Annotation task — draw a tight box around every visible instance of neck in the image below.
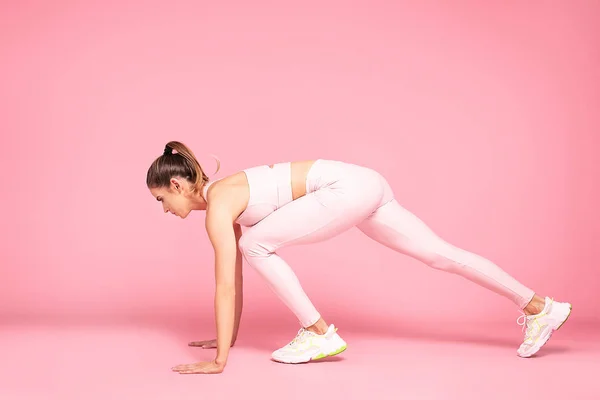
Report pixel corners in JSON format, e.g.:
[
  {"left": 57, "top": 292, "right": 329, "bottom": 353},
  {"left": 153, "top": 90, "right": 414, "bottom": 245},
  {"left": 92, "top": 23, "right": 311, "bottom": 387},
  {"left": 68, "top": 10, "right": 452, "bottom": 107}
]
[{"left": 189, "top": 190, "right": 208, "bottom": 211}]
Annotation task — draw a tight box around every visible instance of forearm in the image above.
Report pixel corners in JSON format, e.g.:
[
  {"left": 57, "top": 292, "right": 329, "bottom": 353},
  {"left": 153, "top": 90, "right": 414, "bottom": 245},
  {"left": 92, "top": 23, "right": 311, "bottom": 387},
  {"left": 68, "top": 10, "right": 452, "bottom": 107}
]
[
  {"left": 231, "top": 252, "right": 243, "bottom": 344},
  {"left": 215, "top": 285, "right": 236, "bottom": 364}
]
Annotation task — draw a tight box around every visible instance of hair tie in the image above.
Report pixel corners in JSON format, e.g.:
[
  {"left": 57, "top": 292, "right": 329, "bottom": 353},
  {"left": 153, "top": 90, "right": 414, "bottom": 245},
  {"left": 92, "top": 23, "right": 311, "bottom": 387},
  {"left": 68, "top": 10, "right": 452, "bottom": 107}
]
[{"left": 163, "top": 146, "right": 173, "bottom": 156}]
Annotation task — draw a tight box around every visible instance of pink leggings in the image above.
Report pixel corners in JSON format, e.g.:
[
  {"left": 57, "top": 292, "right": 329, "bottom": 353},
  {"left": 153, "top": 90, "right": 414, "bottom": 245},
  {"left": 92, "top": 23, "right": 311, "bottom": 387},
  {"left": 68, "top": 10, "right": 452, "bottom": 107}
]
[{"left": 238, "top": 160, "right": 535, "bottom": 327}]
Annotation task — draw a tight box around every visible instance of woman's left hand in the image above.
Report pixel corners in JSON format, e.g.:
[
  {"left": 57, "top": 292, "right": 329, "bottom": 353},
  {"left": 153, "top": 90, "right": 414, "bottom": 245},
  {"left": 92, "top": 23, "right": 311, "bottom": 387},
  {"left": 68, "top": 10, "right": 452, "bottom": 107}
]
[{"left": 171, "top": 360, "right": 225, "bottom": 374}]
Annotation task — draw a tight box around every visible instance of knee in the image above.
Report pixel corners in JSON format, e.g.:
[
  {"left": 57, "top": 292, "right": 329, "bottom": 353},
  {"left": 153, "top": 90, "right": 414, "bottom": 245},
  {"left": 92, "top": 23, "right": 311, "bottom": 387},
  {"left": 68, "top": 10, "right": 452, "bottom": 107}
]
[
  {"left": 237, "top": 233, "right": 254, "bottom": 258},
  {"left": 238, "top": 232, "right": 273, "bottom": 260},
  {"left": 426, "top": 247, "right": 468, "bottom": 274},
  {"left": 429, "top": 255, "right": 459, "bottom": 272}
]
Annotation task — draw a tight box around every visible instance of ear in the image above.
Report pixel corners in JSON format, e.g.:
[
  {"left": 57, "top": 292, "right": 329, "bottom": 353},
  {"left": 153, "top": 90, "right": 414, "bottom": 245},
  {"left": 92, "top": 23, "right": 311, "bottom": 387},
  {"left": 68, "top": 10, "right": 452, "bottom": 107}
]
[{"left": 170, "top": 178, "right": 182, "bottom": 191}]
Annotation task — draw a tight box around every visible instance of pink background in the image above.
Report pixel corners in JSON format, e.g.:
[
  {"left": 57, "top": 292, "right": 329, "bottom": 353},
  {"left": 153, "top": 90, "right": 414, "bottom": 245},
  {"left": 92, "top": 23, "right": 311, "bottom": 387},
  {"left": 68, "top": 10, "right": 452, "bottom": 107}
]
[{"left": 1, "top": 1, "right": 599, "bottom": 399}]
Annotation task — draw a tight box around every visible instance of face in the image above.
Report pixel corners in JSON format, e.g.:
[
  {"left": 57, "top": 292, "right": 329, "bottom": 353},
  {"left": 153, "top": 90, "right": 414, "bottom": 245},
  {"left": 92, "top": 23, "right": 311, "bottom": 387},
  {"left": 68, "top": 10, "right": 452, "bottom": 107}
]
[{"left": 149, "top": 178, "right": 195, "bottom": 219}]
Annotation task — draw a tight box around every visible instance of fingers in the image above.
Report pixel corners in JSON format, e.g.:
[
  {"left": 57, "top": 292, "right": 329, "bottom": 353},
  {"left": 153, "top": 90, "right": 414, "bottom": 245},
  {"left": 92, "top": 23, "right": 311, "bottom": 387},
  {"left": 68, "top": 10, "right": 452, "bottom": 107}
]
[
  {"left": 188, "top": 342, "right": 208, "bottom": 347},
  {"left": 171, "top": 363, "right": 213, "bottom": 374},
  {"left": 178, "top": 369, "right": 199, "bottom": 374},
  {"left": 172, "top": 363, "right": 197, "bottom": 372},
  {"left": 188, "top": 340, "right": 216, "bottom": 348},
  {"left": 188, "top": 340, "right": 209, "bottom": 346}
]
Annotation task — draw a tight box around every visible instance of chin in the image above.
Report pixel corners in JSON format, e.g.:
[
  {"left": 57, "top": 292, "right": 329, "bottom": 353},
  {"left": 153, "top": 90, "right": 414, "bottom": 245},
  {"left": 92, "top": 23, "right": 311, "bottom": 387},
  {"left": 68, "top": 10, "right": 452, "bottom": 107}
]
[{"left": 180, "top": 210, "right": 191, "bottom": 219}]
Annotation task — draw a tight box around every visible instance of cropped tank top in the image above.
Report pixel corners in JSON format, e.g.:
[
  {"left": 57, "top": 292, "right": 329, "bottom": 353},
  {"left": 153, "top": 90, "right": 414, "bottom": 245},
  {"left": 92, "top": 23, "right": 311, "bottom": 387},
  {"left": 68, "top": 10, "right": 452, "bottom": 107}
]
[{"left": 202, "top": 162, "right": 293, "bottom": 227}]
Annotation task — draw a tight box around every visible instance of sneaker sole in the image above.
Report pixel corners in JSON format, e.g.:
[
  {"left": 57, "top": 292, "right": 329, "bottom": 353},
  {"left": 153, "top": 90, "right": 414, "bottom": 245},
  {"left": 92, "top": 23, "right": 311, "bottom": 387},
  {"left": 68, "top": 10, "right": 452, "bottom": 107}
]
[
  {"left": 556, "top": 303, "right": 572, "bottom": 330},
  {"left": 518, "top": 303, "right": 572, "bottom": 358},
  {"left": 313, "top": 343, "right": 348, "bottom": 360},
  {"left": 272, "top": 343, "right": 348, "bottom": 364}
]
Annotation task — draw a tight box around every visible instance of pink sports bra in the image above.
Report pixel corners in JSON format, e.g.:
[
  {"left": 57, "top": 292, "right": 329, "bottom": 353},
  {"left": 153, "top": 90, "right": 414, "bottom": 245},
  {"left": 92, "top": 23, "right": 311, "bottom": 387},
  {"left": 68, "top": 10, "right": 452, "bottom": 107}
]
[{"left": 202, "top": 162, "right": 293, "bottom": 227}]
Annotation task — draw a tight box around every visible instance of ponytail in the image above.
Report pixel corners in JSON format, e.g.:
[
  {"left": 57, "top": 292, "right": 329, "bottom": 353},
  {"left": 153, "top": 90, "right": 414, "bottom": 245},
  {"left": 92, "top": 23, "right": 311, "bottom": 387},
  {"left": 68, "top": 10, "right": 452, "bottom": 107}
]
[{"left": 146, "top": 141, "right": 220, "bottom": 192}]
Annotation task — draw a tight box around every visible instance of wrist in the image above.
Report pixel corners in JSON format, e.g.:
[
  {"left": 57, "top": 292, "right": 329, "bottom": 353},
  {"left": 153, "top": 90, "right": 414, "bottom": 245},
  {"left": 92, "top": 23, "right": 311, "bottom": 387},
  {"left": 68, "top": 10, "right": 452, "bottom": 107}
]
[{"left": 215, "top": 357, "right": 227, "bottom": 367}]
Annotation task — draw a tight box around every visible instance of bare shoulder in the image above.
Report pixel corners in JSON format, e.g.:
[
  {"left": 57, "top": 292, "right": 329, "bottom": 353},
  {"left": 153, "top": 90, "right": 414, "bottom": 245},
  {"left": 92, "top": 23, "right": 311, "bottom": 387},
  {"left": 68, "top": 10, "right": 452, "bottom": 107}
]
[
  {"left": 205, "top": 171, "right": 249, "bottom": 222},
  {"left": 290, "top": 159, "right": 317, "bottom": 167}
]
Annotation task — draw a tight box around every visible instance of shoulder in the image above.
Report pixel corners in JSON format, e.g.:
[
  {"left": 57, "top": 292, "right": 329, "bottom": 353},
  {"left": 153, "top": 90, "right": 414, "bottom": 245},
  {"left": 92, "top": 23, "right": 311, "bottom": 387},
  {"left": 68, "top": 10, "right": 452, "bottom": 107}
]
[
  {"left": 205, "top": 172, "right": 248, "bottom": 220},
  {"left": 206, "top": 171, "right": 247, "bottom": 196},
  {"left": 205, "top": 180, "right": 232, "bottom": 209}
]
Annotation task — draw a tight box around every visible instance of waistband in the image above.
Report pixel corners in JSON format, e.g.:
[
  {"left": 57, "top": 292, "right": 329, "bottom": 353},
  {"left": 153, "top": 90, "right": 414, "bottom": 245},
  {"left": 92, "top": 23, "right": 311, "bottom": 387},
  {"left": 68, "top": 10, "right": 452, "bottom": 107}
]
[{"left": 272, "top": 162, "right": 293, "bottom": 207}]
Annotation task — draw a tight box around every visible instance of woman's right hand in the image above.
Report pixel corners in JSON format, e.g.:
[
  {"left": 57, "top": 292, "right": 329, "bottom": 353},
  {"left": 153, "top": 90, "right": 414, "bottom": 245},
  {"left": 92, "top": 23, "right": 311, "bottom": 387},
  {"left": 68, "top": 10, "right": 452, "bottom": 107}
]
[
  {"left": 188, "top": 339, "right": 235, "bottom": 349},
  {"left": 188, "top": 339, "right": 218, "bottom": 349}
]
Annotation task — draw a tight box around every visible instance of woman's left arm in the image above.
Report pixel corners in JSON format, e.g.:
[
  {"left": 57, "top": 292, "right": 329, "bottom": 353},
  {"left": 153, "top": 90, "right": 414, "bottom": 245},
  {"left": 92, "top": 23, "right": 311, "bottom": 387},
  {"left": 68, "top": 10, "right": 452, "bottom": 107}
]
[
  {"left": 171, "top": 192, "right": 239, "bottom": 375},
  {"left": 206, "top": 204, "right": 238, "bottom": 367}
]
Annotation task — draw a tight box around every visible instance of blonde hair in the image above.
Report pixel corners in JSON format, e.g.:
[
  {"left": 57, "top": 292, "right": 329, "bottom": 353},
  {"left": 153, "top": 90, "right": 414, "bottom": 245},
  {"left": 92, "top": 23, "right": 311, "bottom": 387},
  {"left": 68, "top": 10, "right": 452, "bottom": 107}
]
[{"left": 146, "top": 141, "right": 220, "bottom": 193}]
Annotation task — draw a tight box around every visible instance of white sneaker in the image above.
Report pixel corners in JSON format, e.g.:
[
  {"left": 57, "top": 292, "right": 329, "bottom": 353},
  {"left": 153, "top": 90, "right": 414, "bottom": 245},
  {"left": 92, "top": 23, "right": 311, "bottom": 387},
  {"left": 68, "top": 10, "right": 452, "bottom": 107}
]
[
  {"left": 516, "top": 297, "right": 572, "bottom": 358},
  {"left": 271, "top": 324, "right": 347, "bottom": 364}
]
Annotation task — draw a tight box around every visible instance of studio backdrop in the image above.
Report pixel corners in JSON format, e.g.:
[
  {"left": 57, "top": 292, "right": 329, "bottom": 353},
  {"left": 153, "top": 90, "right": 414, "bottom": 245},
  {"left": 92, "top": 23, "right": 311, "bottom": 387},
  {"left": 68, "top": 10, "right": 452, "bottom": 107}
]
[{"left": 1, "top": 1, "right": 598, "bottom": 327}]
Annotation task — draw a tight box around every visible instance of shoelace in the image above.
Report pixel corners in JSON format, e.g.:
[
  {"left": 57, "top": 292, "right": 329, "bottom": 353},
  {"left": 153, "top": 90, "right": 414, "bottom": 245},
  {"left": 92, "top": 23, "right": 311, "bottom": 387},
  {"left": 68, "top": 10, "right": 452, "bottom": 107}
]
[
  {"left": 517, "top": 314, "right": 534, "bottom": 344},
  {"left": 516, "top": 298, "right": 552, "bottom": 345},
  {"left": 287, "top": 328, "right": 313, "bottom": 348},
  {"left": 516, "top": 314, "right": 530, "bottom": 332}
]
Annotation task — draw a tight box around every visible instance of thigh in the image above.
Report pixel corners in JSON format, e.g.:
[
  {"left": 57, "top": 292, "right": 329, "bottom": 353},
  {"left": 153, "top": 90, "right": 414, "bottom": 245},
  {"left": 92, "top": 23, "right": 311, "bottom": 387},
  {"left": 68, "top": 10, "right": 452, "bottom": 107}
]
[{"left": 241, "top": 184, "right": 381, "bottom": 251}]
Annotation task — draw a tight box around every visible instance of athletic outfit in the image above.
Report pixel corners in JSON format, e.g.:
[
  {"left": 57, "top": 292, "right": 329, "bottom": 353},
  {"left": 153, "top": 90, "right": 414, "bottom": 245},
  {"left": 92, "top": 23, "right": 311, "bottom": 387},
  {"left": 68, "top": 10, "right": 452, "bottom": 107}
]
[{"left": 202, "top": 159, "right": 571, "bottom": 362}]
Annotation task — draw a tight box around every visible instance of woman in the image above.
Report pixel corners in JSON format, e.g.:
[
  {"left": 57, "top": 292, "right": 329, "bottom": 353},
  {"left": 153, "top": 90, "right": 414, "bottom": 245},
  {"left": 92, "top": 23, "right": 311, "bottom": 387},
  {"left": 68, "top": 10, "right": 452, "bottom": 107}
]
[{"left": 147, "top": 141, "right": 572, "bottom": 374}]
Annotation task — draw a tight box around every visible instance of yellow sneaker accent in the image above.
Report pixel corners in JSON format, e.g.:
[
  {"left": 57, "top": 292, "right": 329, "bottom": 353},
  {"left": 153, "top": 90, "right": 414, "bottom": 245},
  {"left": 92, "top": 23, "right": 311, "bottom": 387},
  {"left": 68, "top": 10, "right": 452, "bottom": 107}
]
[{"left": 271, "top": 324, "right": 348, "bottom": 364}]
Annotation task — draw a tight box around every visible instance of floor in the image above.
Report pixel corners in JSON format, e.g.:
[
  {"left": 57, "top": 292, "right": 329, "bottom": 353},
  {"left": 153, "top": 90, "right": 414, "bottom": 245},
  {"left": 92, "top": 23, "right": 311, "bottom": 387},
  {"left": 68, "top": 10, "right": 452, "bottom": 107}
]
[{"left": 1, "top": 315, "right": 599, "bottom": 400}]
